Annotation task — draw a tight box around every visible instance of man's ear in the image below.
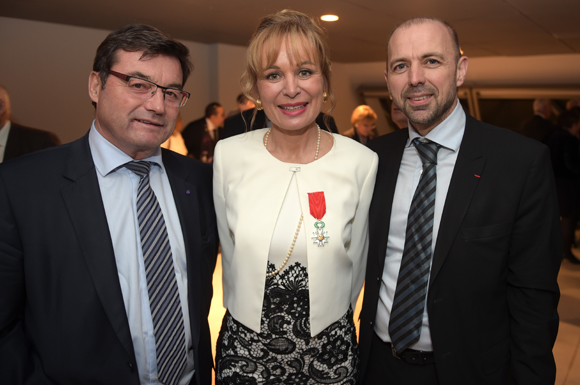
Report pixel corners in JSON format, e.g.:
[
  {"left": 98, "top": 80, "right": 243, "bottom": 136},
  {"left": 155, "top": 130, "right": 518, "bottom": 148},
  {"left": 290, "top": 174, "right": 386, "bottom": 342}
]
[
  {"left": 456, "top": 56, "right": 469, "bottom": 87},
  {"left": 88, "top": 71, "right": 102, "bottom": 104}
]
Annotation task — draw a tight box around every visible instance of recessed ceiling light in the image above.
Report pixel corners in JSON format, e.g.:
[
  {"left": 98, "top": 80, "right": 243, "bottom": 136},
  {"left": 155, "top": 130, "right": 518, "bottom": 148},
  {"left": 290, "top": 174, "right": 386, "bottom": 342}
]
[{"left": 321, "top": 15, "right": 339, "bottom": 22}]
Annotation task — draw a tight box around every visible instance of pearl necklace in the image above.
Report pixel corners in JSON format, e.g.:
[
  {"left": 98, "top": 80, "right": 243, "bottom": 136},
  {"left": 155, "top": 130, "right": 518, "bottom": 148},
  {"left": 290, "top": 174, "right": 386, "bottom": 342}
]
[
  {"left": 263, "top": 124, "right": 321, "bottom": 161},
  {"left": 266, "top": 214, "right": 304, "bottom": 277},
  {"left": 263, "top": 125, "right": 320, "bottom": 277}
]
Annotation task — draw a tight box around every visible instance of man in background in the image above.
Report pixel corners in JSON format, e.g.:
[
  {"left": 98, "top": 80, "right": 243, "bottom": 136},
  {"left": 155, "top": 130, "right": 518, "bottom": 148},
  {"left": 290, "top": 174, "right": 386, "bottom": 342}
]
[
  {"left": 181, "top": 102, "right": 225, "bottom": 162},
  {"left": 227, "top": 93, "right": 255, "bottom": 116},
  {"left": 0, "top": 85, "right": 60, "bottom": 163},
  {"left": 520, "top": 98, "right": 555, "bottom": 143},
  {"left": 0, "top": 23, "right": 217, "bottom": 385}
]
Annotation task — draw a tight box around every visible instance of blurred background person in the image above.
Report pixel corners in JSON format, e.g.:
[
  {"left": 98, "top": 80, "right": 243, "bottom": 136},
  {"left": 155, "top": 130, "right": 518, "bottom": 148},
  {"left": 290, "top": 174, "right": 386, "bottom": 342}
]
[
  {"left": 520, "top": 98, "right": 555, "bottom": 143},
  {"left": 213, "top": 9, "right": 377, "bottom": 384},
  {"left": 0, "top": 84, "right": 60, "bottom": 163},
  {"left": 567, "top": 98, "right": 580, "bottom": 111},
  {"left": 227, "top": 93, "right": 256, "bottom": 117},
  {"left": 547, "top": 107, "right": 580, "bottom": 264},
  {"left": 237, "top": 92, "right": 255, "bottom": 112},
  {"left": 343, "top": 104, "right": 378, "bottom": 145},
  {"left": 161, "top": 113, "right": 188, "bottom": 155},
  {"left": 181, "top": 102, "right": 225, "bottom": 162}
]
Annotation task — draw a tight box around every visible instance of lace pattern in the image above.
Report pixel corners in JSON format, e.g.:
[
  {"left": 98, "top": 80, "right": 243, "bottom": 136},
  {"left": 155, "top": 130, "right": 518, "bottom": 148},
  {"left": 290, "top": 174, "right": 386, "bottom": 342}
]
[{"left": 216, "top": 262, "right": 359, "bottom": 384}]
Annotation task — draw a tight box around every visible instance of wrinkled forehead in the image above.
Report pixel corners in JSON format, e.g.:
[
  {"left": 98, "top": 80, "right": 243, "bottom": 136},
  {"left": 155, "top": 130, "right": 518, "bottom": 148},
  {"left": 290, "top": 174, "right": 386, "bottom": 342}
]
[{"left": 260, "top": 32, "right": 320, "bottom": 70}]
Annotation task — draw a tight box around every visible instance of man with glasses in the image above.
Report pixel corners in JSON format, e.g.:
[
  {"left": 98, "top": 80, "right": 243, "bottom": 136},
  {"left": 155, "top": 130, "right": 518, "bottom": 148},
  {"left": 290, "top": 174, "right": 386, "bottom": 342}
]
[{"left": 0, "top": 24, "right": 217, "bottom": 385}]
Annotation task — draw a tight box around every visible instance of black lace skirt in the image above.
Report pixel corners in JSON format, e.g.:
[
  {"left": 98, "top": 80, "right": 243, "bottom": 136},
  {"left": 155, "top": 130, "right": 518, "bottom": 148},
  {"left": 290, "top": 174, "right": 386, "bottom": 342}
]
[{"left": 215, "top": 262, "right": 359, "bottom": 384}]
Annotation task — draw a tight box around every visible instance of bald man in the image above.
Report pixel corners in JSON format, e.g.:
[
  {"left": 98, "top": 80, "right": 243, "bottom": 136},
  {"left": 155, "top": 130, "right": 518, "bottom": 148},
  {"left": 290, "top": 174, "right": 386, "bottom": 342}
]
[
  {"left": 520, "top": 98, "right": 556, "bottom": 143},
  {"left": 0, "top": 85, "right": 60, "bottom": 163},
  {"left": 359, "top": 17, "right": 560, "bottom": 385}
]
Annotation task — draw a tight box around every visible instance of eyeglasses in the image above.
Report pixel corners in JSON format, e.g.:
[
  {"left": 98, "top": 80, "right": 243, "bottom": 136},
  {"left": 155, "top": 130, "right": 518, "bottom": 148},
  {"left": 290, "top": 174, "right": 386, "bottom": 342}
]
[{"left": 107, "top": 70, "right": 190, "bottom": 107}]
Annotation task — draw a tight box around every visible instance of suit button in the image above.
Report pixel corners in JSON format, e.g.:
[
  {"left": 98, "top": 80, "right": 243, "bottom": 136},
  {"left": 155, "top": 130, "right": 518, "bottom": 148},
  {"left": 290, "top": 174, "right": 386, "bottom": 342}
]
[
  {"left": 376, "top": 276, "right": 380, "bottom": 281},
  {"left": 128, "top": 362, "right": 134, "bottom": 372},
  {"left": 370, "top": 321, "right": 373, "bottom": 325}
]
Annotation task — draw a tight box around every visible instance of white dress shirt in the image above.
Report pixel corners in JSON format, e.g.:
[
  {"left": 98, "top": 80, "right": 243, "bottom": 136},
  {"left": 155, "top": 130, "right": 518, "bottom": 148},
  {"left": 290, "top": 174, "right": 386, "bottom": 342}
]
[
  {"left": 375, "top": 102, "right": 466, "bottom": 351},
  {"left": 88, "top": 123, "right": 194, "bottom": 385},
  {"left": 0, "top": 120, "right": 11, "bottom": 163},
  {"left": 206, "top": 118, "right": 218, "bottom": 140}
]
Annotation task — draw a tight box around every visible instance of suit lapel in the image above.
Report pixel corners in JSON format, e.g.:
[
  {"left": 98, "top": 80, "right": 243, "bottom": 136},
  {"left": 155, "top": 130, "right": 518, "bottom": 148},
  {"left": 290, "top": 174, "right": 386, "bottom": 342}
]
[
  {"left": 429, "top": 115, "right": 486, "bottom": 285},
  {"left": 162, "top": 151, "right": 203, "bottom": 349},
  {"left": 369, "top": 129, "right": 409, "bottom": 272},
  {"left": 60, "top": 134, "right": 135, "bottom": 360}
]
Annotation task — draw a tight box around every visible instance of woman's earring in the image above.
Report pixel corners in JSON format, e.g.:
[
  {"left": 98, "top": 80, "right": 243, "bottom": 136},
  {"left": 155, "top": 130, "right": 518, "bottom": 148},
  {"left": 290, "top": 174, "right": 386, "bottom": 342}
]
[
  {"left": 323, "top": 92, "right": 328, "bottom": 104},
  {"left": 256, "top": 98, "right": 263, "bottom": 111}
]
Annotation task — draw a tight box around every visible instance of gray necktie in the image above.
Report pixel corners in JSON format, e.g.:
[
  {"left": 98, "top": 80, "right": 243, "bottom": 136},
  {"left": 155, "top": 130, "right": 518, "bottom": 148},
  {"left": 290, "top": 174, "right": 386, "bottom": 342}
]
[
  {"left": 124, "top": 161, "right": 187, "bottom": 385},
  {"left": 389, "top": 139, "right": 440, "bottom": 355}
]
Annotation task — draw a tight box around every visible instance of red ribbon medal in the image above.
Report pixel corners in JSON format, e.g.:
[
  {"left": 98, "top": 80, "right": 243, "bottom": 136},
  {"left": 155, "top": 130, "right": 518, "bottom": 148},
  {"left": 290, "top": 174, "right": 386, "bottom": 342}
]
[{"left": 308, "top": 192, "right": 330, "bottom": 247}]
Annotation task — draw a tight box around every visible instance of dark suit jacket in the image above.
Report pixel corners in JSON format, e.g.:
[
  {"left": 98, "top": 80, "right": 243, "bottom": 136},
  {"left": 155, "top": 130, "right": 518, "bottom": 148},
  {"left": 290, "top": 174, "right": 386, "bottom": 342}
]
[
  {"left": 221, "top": 109, "right": 339, "bottom": 140},
  {"left": 520, "top": 115, "right": 555, "bottom": 143},
  {"left": 0, "top": 133, "right": 218, "bottom": 385},
  {"left": 341, "top": 126, "right": 378, "bottom": 145},
  {"left": 181, "top": 117, "right": 222, "bottom": 161},
  {"left": 3, "top": 123, "right": 60, "bottom": 162},
  {"left": 359, "top": 114, "right": 561, "bottom": 384}
]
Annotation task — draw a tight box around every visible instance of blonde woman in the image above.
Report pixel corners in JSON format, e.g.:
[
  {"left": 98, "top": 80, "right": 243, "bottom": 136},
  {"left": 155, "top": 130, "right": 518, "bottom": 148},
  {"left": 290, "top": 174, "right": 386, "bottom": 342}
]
[
  {"left": 343, "top": 105, "right": 378, "bottom": 145},
  {"left": 213, "top": 9, "right": 378, "bottom": 384}
]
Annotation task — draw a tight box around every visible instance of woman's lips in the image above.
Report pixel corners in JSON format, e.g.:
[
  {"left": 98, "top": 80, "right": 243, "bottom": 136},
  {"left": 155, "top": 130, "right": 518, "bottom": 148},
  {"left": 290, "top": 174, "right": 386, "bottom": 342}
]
[{"left": 278, "top": 103, "right": 308, "bottom": 115}]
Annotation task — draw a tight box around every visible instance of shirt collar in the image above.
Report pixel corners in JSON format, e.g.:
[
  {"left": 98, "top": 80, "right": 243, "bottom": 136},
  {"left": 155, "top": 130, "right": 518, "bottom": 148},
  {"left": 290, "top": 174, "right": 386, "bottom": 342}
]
[
  {"left": 88, "top": 121, "right": 164, "bottom": 177},
  {"left": 205, "top": 117, "right": 217, "bottom": 132},
  {"left": 406, "top": 100, "right": 466, "bottom": 153}
]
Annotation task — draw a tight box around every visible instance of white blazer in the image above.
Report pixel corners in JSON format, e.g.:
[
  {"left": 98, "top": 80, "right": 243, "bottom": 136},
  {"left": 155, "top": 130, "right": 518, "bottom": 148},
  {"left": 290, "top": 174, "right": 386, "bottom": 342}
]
[{"left": 213, "top": 129, "right": 378, "bottom": 335}]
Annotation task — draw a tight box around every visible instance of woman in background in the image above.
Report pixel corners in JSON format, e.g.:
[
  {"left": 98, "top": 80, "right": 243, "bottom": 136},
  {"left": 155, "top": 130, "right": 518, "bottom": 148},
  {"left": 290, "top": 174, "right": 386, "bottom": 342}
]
[
  {"left": 343, "top": 105, "right": 378, "bottom": 145},
  {"left": 213, "top": 9, "right": 378, "bottom": 384}
]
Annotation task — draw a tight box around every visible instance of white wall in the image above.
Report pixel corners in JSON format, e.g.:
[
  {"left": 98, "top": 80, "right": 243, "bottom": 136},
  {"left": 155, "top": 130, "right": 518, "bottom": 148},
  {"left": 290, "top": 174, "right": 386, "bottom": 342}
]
[
  {"left": 215, "top": 43, "right": 250, "bottom": 115},
  {"left": 0, "top": 17, "right": 242, "bottom": 143},
  {"left": 2, "top": 16, "right": 580, "bottom": 141}
]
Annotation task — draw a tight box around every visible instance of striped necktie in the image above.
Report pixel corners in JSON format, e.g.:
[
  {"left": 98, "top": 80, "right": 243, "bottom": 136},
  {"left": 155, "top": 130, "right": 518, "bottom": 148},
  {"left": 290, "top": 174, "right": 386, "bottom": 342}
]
[
  {"left": 124, "top": 161, "right": 187, "bottom": 385},
  {"left": 389, "top": 138, "right": 440, "bottom": 355}
]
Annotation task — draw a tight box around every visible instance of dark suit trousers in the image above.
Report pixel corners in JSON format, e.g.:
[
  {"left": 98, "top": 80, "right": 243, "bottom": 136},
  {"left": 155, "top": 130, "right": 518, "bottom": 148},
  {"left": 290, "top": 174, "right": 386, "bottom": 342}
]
[{"left": 359, "top": 332, "right": 439, "bottom": 385}]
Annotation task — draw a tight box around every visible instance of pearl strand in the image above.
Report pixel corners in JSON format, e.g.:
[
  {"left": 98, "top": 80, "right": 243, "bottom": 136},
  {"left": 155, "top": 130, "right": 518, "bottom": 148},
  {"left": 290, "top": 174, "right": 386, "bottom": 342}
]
[
  {"left": 266, "top": 214, "right": 304, "bottom": 277},
  {"left": 263, "top": 124, "right": 321, "bottom": 161},
  {"left": 263, "top": 125, "right": 320, "bottom": 277}
]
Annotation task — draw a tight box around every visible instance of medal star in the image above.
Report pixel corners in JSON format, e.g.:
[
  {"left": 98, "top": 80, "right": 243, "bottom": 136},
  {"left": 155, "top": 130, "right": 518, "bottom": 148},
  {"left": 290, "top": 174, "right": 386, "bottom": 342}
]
[{"left": 312, "top": 230, "right": 330, "bottom": 247}]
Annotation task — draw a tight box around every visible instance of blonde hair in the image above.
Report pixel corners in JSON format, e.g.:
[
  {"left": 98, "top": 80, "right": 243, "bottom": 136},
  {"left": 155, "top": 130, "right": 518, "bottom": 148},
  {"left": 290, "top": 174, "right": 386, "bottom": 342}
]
[
  {"left": 241, "top": 9, "right": 334, "bottom": 126},
  {"left": 351, "top": 105, "right": 377, "bottom": 126}
]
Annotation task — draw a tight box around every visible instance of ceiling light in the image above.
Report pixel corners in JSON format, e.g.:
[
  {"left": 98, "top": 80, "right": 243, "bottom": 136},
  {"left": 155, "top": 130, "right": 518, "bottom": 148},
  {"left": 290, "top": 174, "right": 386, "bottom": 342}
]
[{"left": 321, "top": 15, "right": 339, "bottom": 22}]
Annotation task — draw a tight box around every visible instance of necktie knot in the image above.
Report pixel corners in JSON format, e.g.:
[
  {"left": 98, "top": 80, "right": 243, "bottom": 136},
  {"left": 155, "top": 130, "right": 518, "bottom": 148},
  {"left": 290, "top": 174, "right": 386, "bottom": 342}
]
[
  {"left": 413, "top": 138, "right": 440, "bottom": 166},
  {"left": 124, "top": 161, "right": 152, "bottom": 179}
]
